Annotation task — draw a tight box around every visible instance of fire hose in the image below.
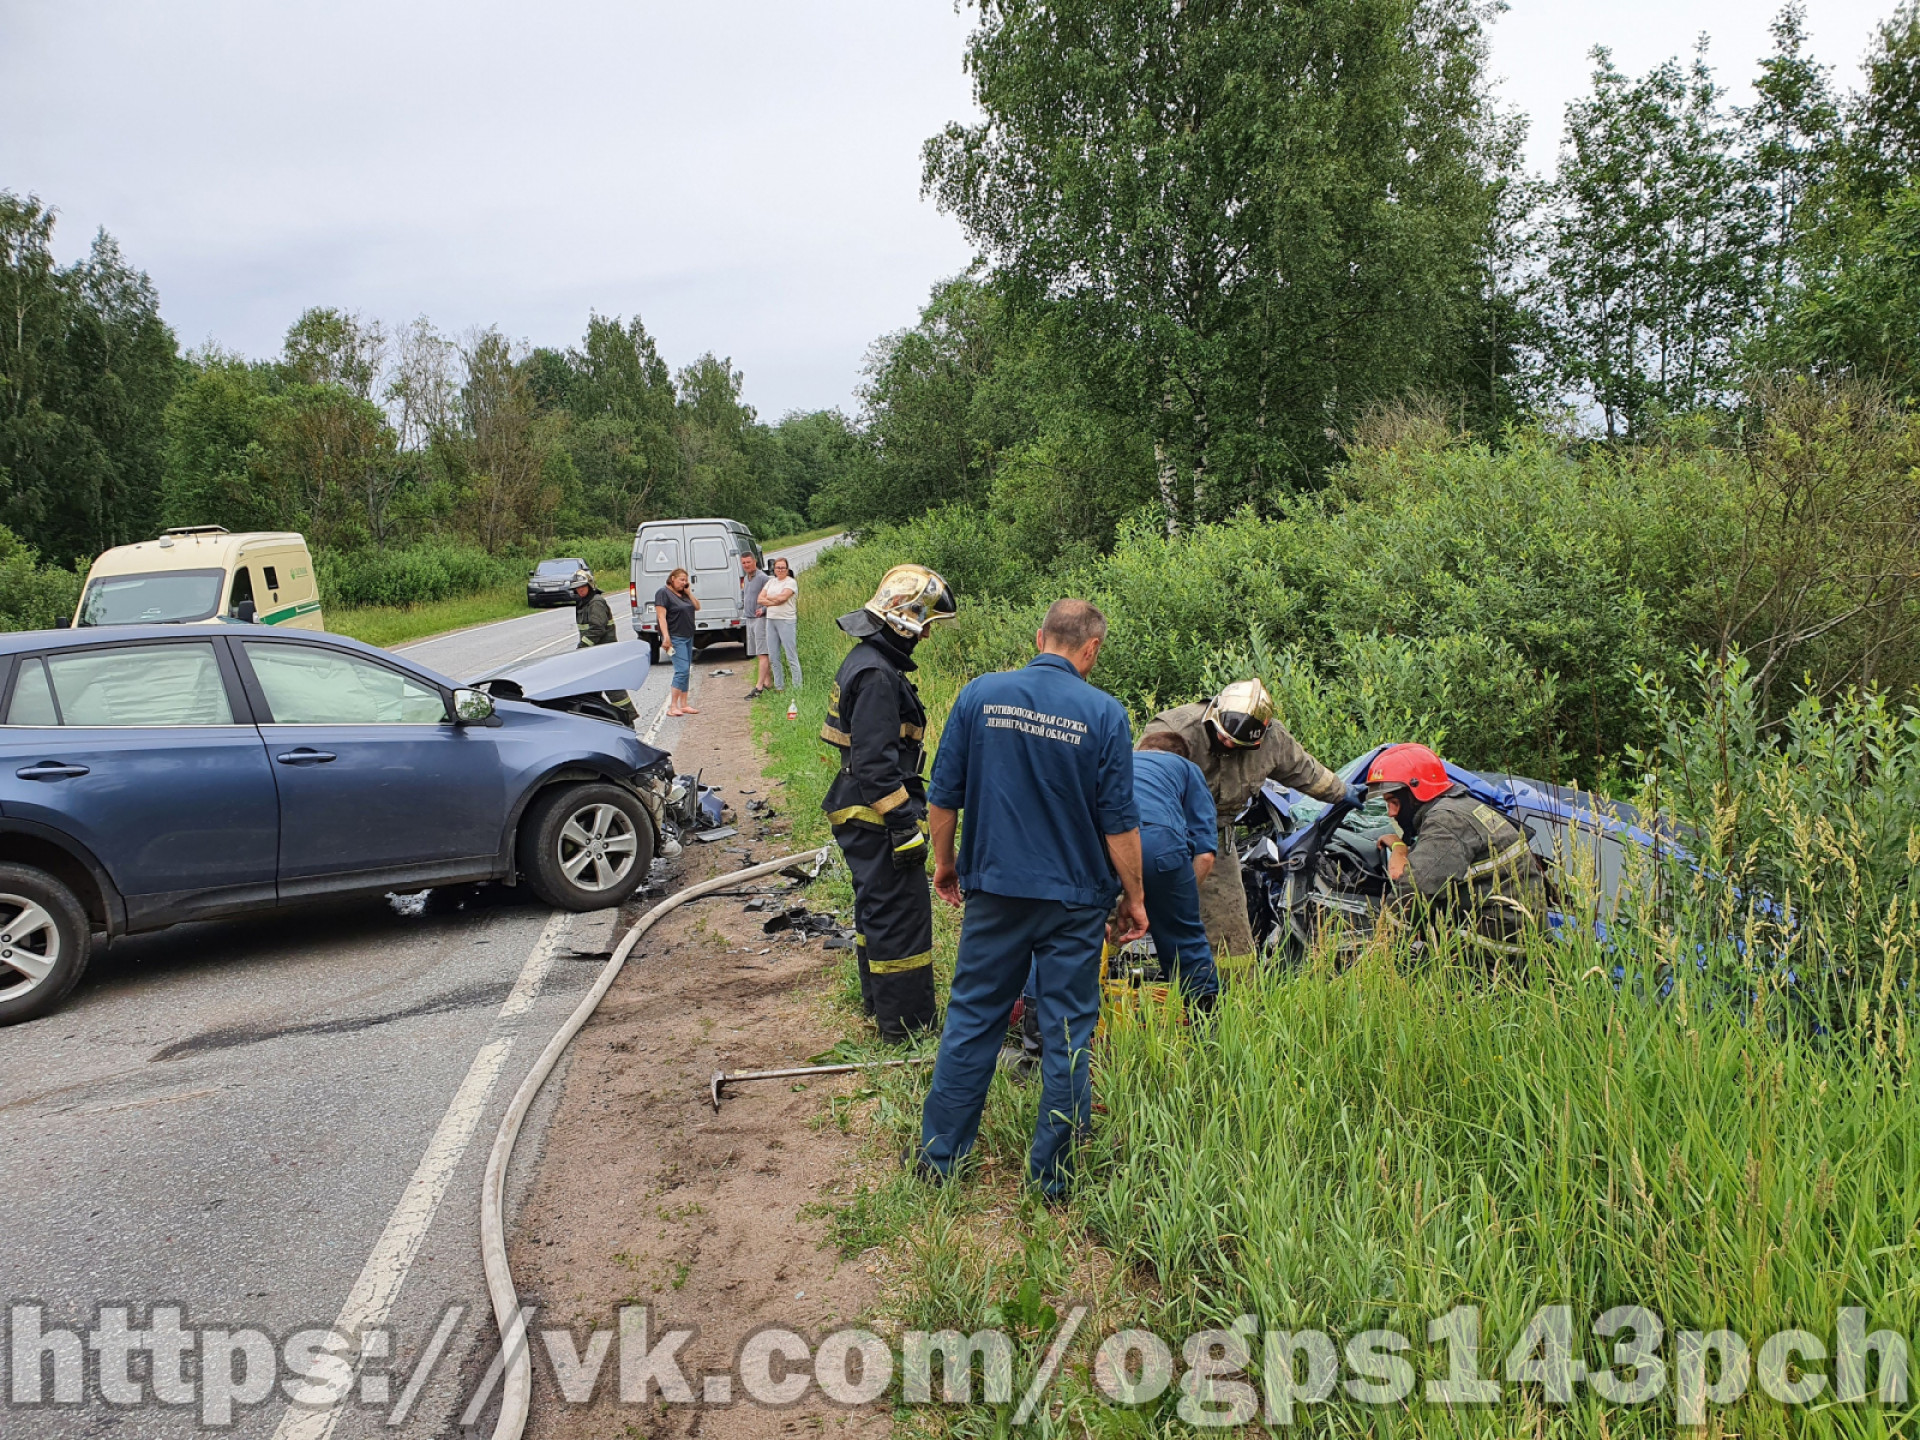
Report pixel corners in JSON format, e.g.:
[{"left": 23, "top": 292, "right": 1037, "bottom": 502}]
[{"left": 479, "top": 846, "right": 831, "bottom": 1440}]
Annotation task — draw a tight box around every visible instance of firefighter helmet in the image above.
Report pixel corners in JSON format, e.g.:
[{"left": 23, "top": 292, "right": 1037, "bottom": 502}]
[
  {"left": 863, "top": 564, "right": 957, "bottom": 639},
  {"left": 570, "top": 566, "right": 596, "bottom": 592},
  {"left": 1202, "top": 679, "right": 1276, "bottom": 751},
  {"left": 1364, "top": 742, "right": 1452, "bottom": 803}
]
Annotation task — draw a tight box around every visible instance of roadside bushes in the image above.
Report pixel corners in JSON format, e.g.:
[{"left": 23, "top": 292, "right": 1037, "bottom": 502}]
[
  {"left": 315, "top": 536, "right": 631, "bottom": 610},
  {"left": 824, "top": 404, "right": 1920, "bottom": 791},
  {"left": 0, "top": 525, "right": 83, "bottom": 631},
  {"left": 316, "top": 543, "right": 517, "bottom": 608},
  {"left": 821, "top": 437, "right": 1698, "bottom": 784}
]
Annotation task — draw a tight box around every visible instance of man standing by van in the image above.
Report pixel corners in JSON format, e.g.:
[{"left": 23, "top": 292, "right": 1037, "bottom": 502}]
[{"left": 741, "top": 554, "right": 773, "bottom": 699}]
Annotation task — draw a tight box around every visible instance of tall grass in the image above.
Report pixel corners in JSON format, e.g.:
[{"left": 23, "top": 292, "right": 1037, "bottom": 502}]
[{"left": 770, "top": 536, "right": 1920, "bottom": 1438}]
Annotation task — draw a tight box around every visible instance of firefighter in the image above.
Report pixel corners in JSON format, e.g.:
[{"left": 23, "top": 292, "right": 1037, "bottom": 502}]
[
  {"left": 1364, "top": 742, "right": 1548, "bottom": 968},
  {"left": 1144, "top": 679, "right": 1366, "bottom": 957},
  {"left": 820, "top": 564, "right": 957, "bottom": 1042},
  {"left": 571, "top": 567, "right": 637, "bottom": 726}
]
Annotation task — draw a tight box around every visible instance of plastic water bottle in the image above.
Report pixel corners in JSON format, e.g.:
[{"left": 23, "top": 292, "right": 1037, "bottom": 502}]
[{"left": 786, "top": 697, "right": 798, "bottom": 721}]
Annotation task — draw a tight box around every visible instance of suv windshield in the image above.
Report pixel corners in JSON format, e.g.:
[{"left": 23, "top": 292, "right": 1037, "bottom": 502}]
[
  {"left": 534, "top": 559, "right": 584, "bottom": 577},
  {"left": 77, "top": 570, "right": 225, "bottom": 626}
]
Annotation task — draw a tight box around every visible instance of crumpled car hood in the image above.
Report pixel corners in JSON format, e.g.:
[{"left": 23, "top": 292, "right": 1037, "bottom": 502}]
[{"left": 469, "top": 644, "right": 650, "bottom": 701}]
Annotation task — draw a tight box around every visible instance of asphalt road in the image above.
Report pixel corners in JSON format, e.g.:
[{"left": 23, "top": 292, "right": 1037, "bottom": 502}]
[{"left": 0, "top": 533, "right": 841, "bottom": 1439}]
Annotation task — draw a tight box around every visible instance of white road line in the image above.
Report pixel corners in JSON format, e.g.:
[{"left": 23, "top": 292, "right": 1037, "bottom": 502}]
[
  {"left": 642, "top": 694, "right": 674, "bottom": 748},
  {"left": 271, "top": 911, "right": 573, "bottom": 1440}
]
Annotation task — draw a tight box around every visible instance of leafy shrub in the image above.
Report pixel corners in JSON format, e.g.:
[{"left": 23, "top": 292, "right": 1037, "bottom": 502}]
[
  {"left": 316, "top": 535, "right": 634, "bottom": 610},
  {"left": 316, "top": 543, "right": 519, "bottom": 608},
  {"left": 0, "top": 526, "right": 83, "bottom": 631}
]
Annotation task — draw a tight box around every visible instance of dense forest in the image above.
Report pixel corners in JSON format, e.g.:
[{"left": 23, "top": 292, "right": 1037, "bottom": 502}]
[
  {"left": 800, "top": 0, "right": 1920, "bottom": 796},
  {"left": 0, "top": 198, "right": 855, "bottom": 609},
  {"left": 824, "top": 2, "right": 1920, "bottom": 538}
]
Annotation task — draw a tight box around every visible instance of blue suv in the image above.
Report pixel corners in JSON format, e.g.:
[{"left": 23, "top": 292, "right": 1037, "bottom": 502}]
[{"left": 0, "top": 626, "right": 674, "bottom": 1024}]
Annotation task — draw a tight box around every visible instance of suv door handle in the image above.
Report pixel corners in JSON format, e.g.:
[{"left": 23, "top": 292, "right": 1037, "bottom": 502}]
[
  {"left": 15, "top": 762, "right": 89, "bottom": 781},
  {"left": 275, "top": 749, "right": 337, "bottom": 766}
]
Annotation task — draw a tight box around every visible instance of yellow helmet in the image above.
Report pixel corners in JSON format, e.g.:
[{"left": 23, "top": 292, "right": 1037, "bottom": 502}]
[
  {"left": 862, "top": 564, "right": 957, "bottom": 638},
  {"left": 1202, "top": 679, "right": 1275, "bottom": 750}
]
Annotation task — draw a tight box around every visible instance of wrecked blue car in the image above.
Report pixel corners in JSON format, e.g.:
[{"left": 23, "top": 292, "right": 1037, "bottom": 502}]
[{"left": 1238, "top": 746, "right": 1678, "bottom": 956}]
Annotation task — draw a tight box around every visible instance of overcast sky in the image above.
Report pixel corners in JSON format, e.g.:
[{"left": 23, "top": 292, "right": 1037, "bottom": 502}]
[{"left": 0, "top": 1, "right": 1900, "bottom": 420}]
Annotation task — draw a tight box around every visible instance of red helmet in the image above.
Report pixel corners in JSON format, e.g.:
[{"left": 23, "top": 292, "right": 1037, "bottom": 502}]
[{"left": 1365, "top": 743, "right": 1451, "bottom": 803}]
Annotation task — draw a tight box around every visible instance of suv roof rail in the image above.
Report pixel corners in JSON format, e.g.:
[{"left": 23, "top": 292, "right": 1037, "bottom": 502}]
[{"left": 160, "top": 525, "right": 231, "bottom": 537}]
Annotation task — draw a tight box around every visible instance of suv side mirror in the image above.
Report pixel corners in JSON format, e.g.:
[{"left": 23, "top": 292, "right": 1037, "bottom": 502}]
[
  {"left": 236, "top": 599, "right": 258, "bottom": 624},
  {"left": 53, "top": 617, "right": 70, "bottom": 629},
  {"left": 451, "top": 688, "right": 495, "bottom": 724}
]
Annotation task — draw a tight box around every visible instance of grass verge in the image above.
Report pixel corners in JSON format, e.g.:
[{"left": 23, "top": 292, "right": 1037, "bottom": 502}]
[
  {"left": 760, "top": 524, "right": 844, "bottom": 552},
  {"left": 750, "top": 537, "right": 1920, "bottom": 1439},
  {"left": 323, "top": 583, "right": 538, "bottom": 649}
]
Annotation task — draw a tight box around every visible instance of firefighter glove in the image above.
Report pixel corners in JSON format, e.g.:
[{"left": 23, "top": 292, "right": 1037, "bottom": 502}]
[{"left": 889, "top": 820, "right": 929, "bottom": 870}]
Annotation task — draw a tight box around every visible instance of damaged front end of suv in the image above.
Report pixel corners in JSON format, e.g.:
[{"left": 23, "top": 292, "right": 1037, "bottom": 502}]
[{"left": 469, "top": 643, "right": 694, "bottom": 859}]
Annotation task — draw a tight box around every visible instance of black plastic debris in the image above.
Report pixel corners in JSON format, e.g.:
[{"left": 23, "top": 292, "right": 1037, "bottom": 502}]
[{"left": 761, "top": 906, "right": 847, "bottom": 939}]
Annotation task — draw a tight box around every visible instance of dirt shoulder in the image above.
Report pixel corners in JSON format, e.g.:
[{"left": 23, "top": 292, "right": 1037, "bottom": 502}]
[{"left": 512, "top": 666, "right": 888, "bottom": 1440}]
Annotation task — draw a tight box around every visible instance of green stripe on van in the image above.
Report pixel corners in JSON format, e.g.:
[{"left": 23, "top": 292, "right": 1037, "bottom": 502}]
[{"left": 261, "top": 599, "right": 322, "bottom": 626}]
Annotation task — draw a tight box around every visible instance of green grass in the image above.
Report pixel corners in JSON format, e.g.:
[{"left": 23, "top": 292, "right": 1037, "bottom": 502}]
[
  {"left": 322, "top": 583, "right": 536, "bottom": 649},
  {"left": 751, "top": 541, "right": 1920, "bottom": 1439},
  {"left": 760, "top": 523, "right": 844, "bottom": 552}
]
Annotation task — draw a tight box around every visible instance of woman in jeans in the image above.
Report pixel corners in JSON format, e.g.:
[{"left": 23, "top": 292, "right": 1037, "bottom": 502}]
[
  {"left": 654, "top": 567, "right": 700, "bottom": 715},
  {"left": 760, "top": 557, "right": 801, "bottom": 691}
]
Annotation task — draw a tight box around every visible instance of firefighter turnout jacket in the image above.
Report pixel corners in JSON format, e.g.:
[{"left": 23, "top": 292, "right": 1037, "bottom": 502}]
[
  {"left": 575, "top": 589, "right": 617, "bottom": 647},
  {"left": 821, "top": 632, "right": 929, "bottom": 835},
  {"left": 1393, "top": 784, "right": 1549, "bottom": 960},
  {"left": 1143, "top": 701, "right": 1348, "bottom": 957},
  {"left": 821, "top": 620, "right": 936, "bottom": 1041}
]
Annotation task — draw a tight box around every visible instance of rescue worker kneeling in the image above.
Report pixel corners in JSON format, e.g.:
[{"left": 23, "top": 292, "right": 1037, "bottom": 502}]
[
  {"left": 571, "top": 567, "right": 637, "bottom": 726},
  {"left": 820, "top": 564, "right": 957, "bottom": 1042},
  {"left": 1365, "top": 743, "right": 1548, "bottom": 967}
]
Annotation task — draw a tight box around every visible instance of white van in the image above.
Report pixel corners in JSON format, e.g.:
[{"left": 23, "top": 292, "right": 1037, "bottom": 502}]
[
  {"left": 73, "top": 528, "right": 324, "bottom": 631},
  {"left": 629, "top": 518, "right": 760, "bottom": 664}
]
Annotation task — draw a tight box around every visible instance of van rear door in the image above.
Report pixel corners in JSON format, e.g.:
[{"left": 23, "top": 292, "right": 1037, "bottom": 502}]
[
  {"left": 634, "top": 525, "right": 684, "bottom": 636},
  {"left": 249, "top": 549, "right": 324, "bottom": 630},
  {"left": 684, "top": 525, "right": 739, "bottom": 625}
]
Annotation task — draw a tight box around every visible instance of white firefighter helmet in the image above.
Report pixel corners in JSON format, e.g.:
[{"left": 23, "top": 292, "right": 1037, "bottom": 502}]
[
  {"left": 570, "top": 566, "right": 596, "bottom": 592},
  {"left": 1202, "top": 678, "right": 1276, "bottom": 751},
  {"left": 862, "top": 564, "right": 957, "bottom": 639}
]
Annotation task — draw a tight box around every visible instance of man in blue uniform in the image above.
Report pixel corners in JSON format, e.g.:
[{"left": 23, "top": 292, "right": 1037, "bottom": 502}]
[
  {"left": 917, "top": 598, "right": 1148, "bottom": 1198},
  {"left": 1131, "top": 730, "right": 1220, "bottom": 1008}
]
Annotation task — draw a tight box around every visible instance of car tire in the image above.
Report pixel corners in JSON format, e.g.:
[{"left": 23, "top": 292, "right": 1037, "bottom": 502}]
[
  {"left": 518, "top": 783, "right": 654, "bottom": 911},
  {"left": 0, "top": 865, "right": 93, "bottom": 1026},
  {"left": 646, "top": 639, "right": 660, "bottom": 666}
]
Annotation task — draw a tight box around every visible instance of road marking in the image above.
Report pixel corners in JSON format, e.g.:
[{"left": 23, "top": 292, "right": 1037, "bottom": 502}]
[
  {"left": 271, "top": 910, "right": 572, "bottom": 1440},
  {"left": 642, "top": 694, "right": 674, "bottom": 747}
]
